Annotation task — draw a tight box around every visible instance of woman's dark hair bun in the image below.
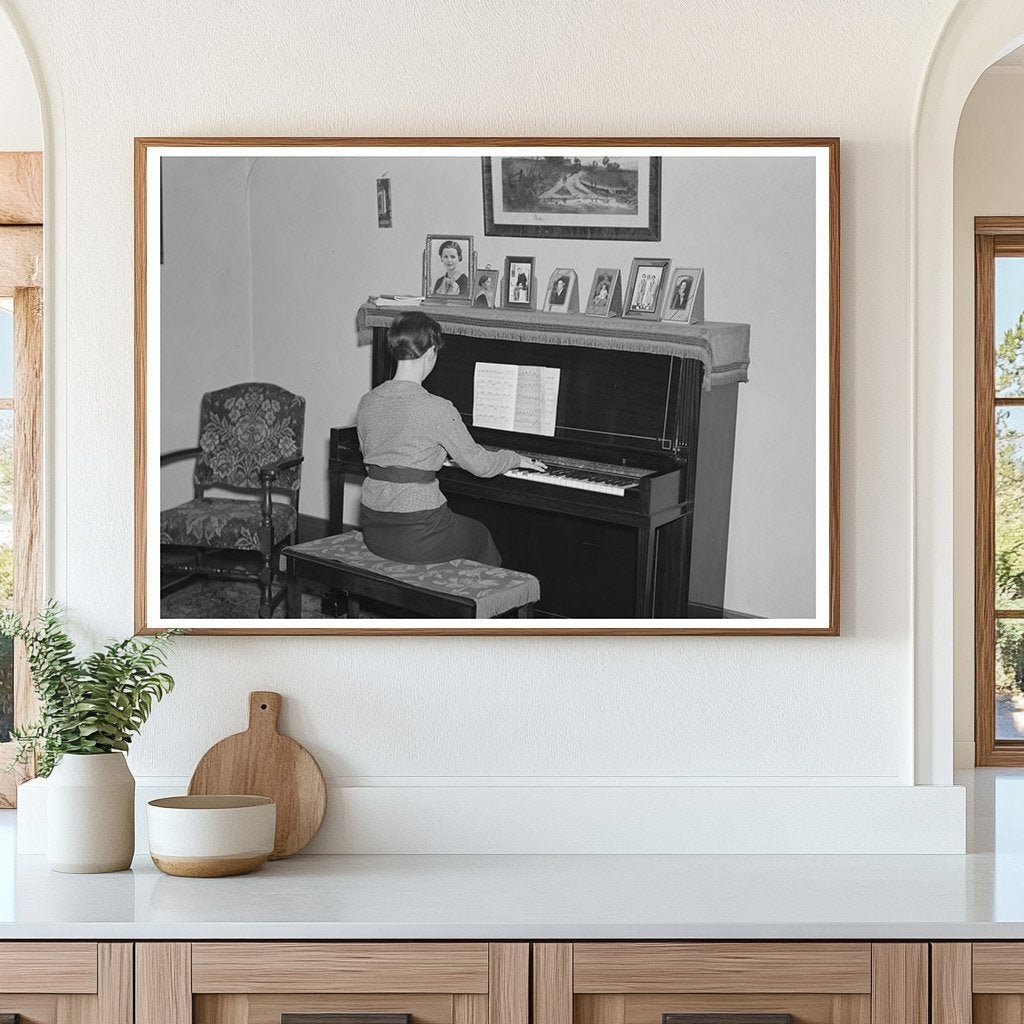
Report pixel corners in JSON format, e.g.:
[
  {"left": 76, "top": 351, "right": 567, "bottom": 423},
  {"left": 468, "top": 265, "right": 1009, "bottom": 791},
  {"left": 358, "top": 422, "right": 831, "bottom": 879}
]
[{"left": 387, "top": 311, "right": 445, "bottom": 361}]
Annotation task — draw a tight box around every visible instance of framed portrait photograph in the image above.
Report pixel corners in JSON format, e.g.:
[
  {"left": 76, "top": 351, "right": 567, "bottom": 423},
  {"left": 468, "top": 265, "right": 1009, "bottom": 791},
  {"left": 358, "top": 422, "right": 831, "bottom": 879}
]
[
  {"left": 482, "top": 155, "right": 661, "bottom": 240},
  {"left": 136, "top": 138, "right": 838, "bottom": 635},
  {"left": 471, "top": 268, "right": 499, "bottom": 308},
  {"left": 544, "top": 268, "right": 577, "bottom": 312},
  {"left": 423, "top": 234, "right": 475, "bottom": 303},
  {"left": 504, "top": 256, "right": 535, "bottom": 308},
  {"left": 664, "top": 267, "right": 704, "bottom": 324},
  {"left": 623, "top": 258, "right": 671, "bottom": 320},
  {"left": 584, "top": 267, "right": 622, "bottom": 317}
]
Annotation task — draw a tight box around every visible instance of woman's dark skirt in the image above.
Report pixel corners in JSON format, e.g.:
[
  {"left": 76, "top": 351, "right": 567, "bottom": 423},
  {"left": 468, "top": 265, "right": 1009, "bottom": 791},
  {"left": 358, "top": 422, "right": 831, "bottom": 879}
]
[{"left": 360, "top": 502, "right": 501, "bottom": 566}]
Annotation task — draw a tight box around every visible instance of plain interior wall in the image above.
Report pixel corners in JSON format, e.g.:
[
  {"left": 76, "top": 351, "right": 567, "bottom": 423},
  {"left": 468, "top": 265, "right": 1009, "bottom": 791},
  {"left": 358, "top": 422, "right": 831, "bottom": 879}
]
[
  {"left": 0, "top": 0, "right": 980, "bottom": 852},
  {"left": 952, "top": 67, "right": 1024, "bottom": 767},
  {"left": 160, "top": 153, "right": 816, "bottom": 618},
  {"left": 0, "top": 15, "right": 40, "bottom": 150},
  {"left": 160, "top": 157, "right": 257, "bottom": 502}
]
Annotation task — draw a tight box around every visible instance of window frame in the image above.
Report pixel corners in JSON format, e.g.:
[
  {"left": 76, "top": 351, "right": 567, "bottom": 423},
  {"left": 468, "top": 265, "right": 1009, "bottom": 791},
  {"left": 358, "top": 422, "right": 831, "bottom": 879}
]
[
  {"left": 975, "top": 218, "right": 1024, "bottom": 765},
  {"left": 0, "top": 151, "right": 43, "bottom": 807}
]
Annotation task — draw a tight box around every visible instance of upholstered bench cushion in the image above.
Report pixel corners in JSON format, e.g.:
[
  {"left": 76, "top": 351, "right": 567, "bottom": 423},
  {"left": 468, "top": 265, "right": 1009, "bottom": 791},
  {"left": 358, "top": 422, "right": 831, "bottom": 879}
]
[
  {"left": 284, "top": 531, "right": 540, "bottom": 618},
  {"left": 161, "top": 497, "right": 297, "bottom": 550}
]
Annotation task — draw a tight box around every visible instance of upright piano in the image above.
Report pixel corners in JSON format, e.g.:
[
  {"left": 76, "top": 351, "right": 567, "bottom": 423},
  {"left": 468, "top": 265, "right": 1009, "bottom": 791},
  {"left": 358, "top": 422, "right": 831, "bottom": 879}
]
[{"left": 330, "top": 304, "right": 750, "bottom": 619}]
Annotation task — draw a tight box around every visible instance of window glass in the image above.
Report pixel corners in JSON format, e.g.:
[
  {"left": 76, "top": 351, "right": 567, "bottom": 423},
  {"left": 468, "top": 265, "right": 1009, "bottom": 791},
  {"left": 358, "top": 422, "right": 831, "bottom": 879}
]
[
  {"left": 996, "top": 406, "right": 1024, "bottom": 609},
  {"left": 0, "top": 306, "right": 12, "bottom": 399},
  {"left": 996, "top": 257, "right": 1024, "bottom": 397},
  {"left": 997, "top": 620, "right": 1024, "bottom": 740}
]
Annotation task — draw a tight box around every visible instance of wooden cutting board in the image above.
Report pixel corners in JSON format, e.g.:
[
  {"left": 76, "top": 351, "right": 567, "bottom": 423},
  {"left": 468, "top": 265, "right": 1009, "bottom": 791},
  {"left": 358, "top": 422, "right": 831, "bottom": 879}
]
[{"left": 188, "top": 691, "right": 327, "bottom": 859}]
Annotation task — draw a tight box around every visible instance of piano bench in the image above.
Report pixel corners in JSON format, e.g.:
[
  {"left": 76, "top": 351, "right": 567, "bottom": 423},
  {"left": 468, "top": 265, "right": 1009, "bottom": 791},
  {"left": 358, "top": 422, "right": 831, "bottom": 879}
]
[{"left": 282, "top": 531, "right": 540, "bottom": 619}]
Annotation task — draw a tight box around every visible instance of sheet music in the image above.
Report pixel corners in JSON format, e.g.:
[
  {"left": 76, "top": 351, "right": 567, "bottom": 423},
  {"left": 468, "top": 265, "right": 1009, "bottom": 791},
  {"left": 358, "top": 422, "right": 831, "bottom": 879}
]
[
  {"left": 473, "top": 362, "right": 560, "bottom": 436},
  {"left": 472, "top": 363, "right": 519, "bottom": 431}
]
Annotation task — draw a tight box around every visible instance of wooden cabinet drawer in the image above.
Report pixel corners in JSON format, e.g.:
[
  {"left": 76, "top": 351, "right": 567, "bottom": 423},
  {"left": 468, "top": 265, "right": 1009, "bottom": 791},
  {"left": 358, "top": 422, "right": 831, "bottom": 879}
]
[
  {"left": 933, "top": 942, "right": 1024, "bottom": 1024},
  {"left": 137, "top": 942, "right": 528, "bottom": 1024},
  {"left": 0, "top": 942, "right": 130, "bottom": 1023},
  {"left": 534, "top": 943, "right": 926, "bottom": 1024}
]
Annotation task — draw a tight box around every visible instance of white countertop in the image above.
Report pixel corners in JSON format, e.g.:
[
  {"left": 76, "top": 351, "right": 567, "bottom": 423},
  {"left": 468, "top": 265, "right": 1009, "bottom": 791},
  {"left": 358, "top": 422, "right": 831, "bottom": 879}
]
[
  {"left": 0, "top": 769, "right": 1019, "bottom": 941},
  {"left": 1, "top": 848, "right": 1023, "bottom": 940}
]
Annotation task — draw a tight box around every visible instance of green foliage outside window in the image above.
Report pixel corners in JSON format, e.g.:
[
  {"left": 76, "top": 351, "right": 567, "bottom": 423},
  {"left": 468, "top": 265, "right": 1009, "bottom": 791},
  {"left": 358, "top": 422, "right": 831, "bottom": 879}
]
[{"left": 996, "top": 311, "right": 1024, "bottom": 693}]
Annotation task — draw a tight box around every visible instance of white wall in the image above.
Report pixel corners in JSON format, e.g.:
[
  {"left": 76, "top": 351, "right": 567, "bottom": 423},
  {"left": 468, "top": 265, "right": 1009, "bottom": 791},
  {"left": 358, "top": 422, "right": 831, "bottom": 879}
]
[
  {"left": 1, "top": 0, "right": 972, "bottom": 853},
  {"left": 952, "top": 67, "right": 1024, "bottom": 767},
  {"left": 159, "top": 153, "right": 817, "bottom": 618},
  {"left": 0, "top": 11, "right": 39, "bottom": 151}
]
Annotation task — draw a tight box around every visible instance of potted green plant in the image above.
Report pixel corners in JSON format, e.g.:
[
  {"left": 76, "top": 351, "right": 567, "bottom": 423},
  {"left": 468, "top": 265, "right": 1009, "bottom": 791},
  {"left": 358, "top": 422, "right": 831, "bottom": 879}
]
[{"left": 2, "top": 603, "right": 178, "bottom": 873}]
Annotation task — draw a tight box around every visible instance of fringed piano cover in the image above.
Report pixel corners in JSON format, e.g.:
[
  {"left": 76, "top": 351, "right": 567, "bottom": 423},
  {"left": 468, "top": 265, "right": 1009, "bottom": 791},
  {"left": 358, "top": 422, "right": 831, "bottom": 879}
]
[{"left": 356, "top": 303, "right": 750, "bottom": 391}]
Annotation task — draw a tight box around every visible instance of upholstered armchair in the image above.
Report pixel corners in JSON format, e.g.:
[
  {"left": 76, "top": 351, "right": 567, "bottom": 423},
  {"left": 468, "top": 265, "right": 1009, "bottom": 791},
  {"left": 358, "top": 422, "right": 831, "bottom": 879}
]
[{"left": 160, "top": 382, "right": 306, "bottom": 618}]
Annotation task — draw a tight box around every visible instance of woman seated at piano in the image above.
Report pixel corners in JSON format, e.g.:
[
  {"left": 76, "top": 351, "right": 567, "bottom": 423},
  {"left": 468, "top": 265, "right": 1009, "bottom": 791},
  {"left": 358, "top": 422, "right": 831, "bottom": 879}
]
[{"left": 356, "top": 311, "right": 546, "bottom": 566}]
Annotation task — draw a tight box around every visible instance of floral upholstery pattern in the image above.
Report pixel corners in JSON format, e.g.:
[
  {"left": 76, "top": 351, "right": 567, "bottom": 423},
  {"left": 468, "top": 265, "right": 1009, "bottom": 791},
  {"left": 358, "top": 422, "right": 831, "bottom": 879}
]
[
  {"left": 161, "top": 498, "right": 298, "bottom": 551},
  {"left": 194, "top": 383, "right": 305, "bottom": 492},
  {"left": 285, "top": 531, "right": 540, "bottom": 618}
]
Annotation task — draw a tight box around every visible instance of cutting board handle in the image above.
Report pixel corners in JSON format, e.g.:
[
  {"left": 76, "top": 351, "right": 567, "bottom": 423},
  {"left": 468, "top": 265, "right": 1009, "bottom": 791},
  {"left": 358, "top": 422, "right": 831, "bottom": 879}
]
[{"left": 248, "top": 691, "right": 282, "bottom": 734}]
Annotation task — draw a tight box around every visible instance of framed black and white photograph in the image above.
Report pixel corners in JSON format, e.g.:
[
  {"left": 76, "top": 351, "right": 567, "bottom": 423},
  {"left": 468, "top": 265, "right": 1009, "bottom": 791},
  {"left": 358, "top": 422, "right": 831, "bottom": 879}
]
[
  {"left": 482, "top": 155, "right": 661, "bottom": 240},
  {"left": 504, "top": 256, "right": 535, "bottom": 308},
  {"left": 471, "top": 268, "right": 498, "bottom": 308},
  {"left": 584, "top": 268, "right": 621, "bottom": 317},
  {"left": 136, "top": 138, "right": 839, "bottom": 635},
  {"left": 665, "top": 267, "right": 703, "bottom": 323},
  {"left": 423, "top": 234, "right": 475, "bottom": 303},
  {"left": 544, "top": 268, "right": 576, "bottom": 312},
  {"left": 623, "top": 258, "right": 671, "bottom": 320}
]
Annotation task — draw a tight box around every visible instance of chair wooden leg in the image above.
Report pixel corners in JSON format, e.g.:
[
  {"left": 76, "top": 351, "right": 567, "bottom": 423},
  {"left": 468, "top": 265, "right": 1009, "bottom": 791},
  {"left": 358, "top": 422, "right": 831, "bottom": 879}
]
[{"left": 286, "top": 573, "right": 302, "bottom": 618}]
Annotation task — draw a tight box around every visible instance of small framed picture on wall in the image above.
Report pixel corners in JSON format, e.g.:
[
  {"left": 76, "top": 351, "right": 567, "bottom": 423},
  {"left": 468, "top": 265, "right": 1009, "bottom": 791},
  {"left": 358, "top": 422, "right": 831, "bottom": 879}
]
[
  {"left": 504, "top": 256, "right": 535, "bottom": 308},
  {"left": 423, "top": 234, "right": 475, "bottom": 303},
  {"left": 472, "top": 268, "right": 499, "bottom": 308},
  {"left": 623, "top": 257, "right": 671, "bottom": 320}
]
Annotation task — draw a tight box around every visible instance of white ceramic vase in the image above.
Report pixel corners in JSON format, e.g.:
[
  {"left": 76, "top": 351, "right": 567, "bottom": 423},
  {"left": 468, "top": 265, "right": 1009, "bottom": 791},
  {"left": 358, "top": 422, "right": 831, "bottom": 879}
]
[{"left": 46, "top": 752, "right": 135, "bottom": 873}]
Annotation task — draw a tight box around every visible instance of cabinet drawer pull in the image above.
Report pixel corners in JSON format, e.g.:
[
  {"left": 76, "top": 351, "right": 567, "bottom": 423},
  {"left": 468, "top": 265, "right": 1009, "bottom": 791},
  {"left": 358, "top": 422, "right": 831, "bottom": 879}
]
[
  {"left": 664, "top": 1016, "right": 794, "bottom": 1024},
  {"left": 283, "top": 1015, "right": 412, "bottom": 1024}
]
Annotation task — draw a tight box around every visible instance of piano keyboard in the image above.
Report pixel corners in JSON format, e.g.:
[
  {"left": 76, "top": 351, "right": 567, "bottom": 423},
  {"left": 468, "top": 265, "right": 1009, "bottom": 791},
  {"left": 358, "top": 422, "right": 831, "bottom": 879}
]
[
  {"left": 503, "top": 465, "right": 635, "bottom": 496},
  {"left": 442, "top": 451, "right": 653, "bottom": 497}
]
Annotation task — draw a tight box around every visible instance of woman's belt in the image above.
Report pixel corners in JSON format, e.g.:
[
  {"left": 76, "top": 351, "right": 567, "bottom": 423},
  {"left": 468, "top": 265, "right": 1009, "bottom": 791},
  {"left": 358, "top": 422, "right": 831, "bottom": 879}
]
[{"left": 365, "top": 464, "right": 438, "bottom": 483}]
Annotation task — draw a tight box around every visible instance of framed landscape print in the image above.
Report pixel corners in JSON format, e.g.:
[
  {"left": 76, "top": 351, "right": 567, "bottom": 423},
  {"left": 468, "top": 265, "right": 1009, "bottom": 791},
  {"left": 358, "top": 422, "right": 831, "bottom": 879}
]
[
  {"left": 482, "top": 154, "right": 661, "bottom": 240},
  {"left": 135, "top": 137, "right": 839, "bottom": 635}
]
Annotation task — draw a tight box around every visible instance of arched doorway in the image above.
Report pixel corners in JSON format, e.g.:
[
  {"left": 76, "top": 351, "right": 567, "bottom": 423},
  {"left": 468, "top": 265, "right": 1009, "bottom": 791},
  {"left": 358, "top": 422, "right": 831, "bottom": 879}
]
[{"left": 914, "top": 1, "right": 1024, "bottom": 784}]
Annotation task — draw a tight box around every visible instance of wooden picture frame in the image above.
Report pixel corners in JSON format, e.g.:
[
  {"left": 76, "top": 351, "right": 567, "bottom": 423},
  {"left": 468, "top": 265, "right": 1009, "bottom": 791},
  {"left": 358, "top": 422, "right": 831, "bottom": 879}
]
[
  {"left": 623, "top": 258, "right": 671, "bottom": 320},
  {"left": 135, "top": 137, "right": 839, "bottom": 636},
  {"left": 423, "top": 234, "right": 475, "bottom": 304},
  {"left": 503, "top": 256, "right": 535, "bottom": 309},
  {"left": 482, "top": 155, "right": 661, "bottom": 240}
]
